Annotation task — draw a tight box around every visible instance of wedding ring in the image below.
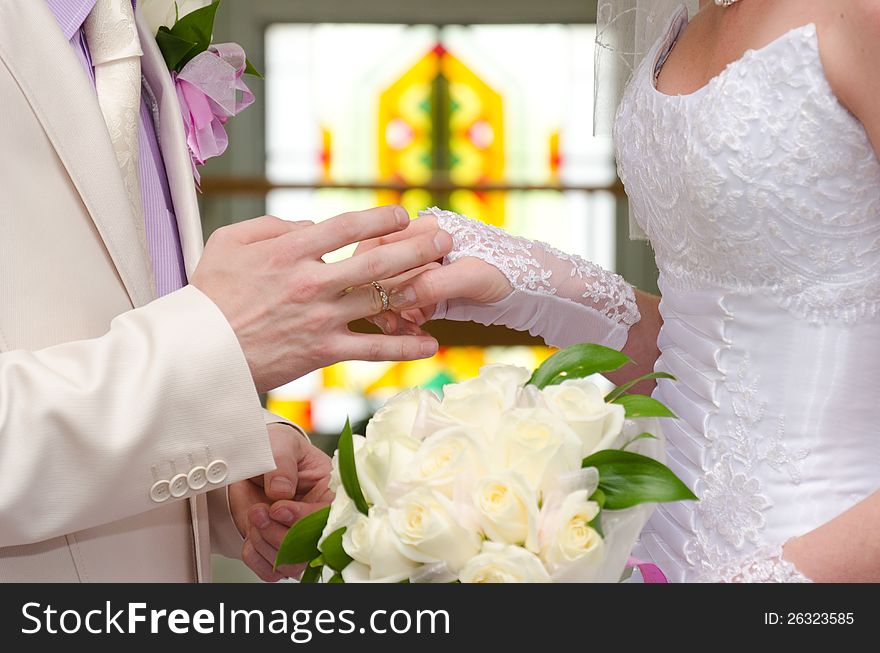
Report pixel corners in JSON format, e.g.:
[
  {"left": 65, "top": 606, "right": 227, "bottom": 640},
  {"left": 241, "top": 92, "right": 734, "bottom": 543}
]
[{"left": 371, "top": 281, "right": 390, "bottom": 312}]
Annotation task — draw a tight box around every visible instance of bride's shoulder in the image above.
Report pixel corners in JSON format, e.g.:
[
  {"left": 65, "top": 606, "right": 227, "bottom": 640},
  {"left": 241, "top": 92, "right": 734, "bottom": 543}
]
[{"left": 818, "top": 0, "right": 880, "bottom": 153}]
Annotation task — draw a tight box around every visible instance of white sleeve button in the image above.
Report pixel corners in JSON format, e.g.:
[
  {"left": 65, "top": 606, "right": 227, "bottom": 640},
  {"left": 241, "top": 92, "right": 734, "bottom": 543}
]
[
  {"left": 206, "top": 460, "right": 229, "bottom": 484},
  {"left": 170, "top": 473, "right": 189, "bottom": 498},
  {"left": 149, "top": 480, "right": 171, "bottom": 503},
  {"left": 187, "top": 466, "right": 208, "bottom": 490}
]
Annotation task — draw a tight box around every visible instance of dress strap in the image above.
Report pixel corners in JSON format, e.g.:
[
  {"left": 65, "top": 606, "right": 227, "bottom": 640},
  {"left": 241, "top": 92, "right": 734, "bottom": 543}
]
[{"left": 652, "top": 5, "right": 690, "bottom": 84}]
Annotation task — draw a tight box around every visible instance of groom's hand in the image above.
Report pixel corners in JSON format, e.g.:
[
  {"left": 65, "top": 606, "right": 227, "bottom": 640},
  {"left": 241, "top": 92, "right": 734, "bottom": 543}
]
[
  {"left": 230, "top": 423, "right": 333, "bottom": 581},
  {"left": 191, "top": 206, "right": 453, "bottom": 393}
]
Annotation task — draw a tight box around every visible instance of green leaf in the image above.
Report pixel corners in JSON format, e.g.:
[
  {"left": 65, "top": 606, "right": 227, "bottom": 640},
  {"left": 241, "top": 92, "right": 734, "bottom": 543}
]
[
  {"left": 582, "top": 450, "right": 697, "bottom": 509},
  {"left": 167, "top": 0, "right": 220, "bottom": 69},
  {"left": 244, "top": 58, "right": 264, "bottom": 79},
  {"left": 155, "top": 27, "right": 199, "bottom": 71},
  {"left": 309, "top": 555, "right": 325, "bottom": 568},
  {"left": 328, "top": 572, "right": 345, "bottom": 584},
  {"left": 274, "top": 506, "right": 330, "bottom": 568},
  {"left": 528, "top": 343, "right": 631, "bottom": 389},
  {"left": 300, "top": 563, "right": 323, "bottom": 584},
  {"left": 589, "top": 487, "right": 606, "bottom": 510},
  {"left": 605, "top": 372, "right": 676, "bottom": 403},
  {"left": 320, "top": 528, "right": 353, "bottom": 572},
  {"left": 622, "top": 432, "right": 658, "bottom": 450},
  {"left": 338, "top": 418, "right": 370, "bottom": 515},
  {"left": 587, "top": 488, "right": 605, "bottom": 536},
  {"left": 612, "top": 394, "right": 677, "bottom": 419},
  {"left": 587, "top": 487, "right": 605, "bottom": 536}
]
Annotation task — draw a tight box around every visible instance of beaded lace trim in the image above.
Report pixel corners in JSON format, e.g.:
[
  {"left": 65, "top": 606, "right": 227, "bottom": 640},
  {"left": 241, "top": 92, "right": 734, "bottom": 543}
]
[{"left": 699, "top": 545, "right": 812, "bottom": 583}]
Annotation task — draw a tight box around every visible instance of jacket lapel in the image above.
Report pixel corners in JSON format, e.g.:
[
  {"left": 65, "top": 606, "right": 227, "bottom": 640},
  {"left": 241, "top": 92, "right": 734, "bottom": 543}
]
[
  {"left": 137, "top": 12, "right": 208, "bottom": 582},
  {"left": 0, "top": 0, "right": 155, "bottom": 308},
  {"left": 136, "top": 10, "right": 204, "bottom": 279}
]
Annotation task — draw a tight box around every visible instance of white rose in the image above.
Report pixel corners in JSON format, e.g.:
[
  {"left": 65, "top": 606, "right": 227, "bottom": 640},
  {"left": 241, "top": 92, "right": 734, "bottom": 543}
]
[
  {"left": 388, "top": 488, "right": 481, "bottom": 571},
  {"left": 542, "top": 379, "right": 625, "bottom": 456},
  {"left": 438, "top": 364, "right": 530, "bottom": 438},
  {"left": 367, "top": 388, "right": 437, "bottom": 442},
  {"left": 493, "top": 407, "right": 582, "bottom": 494},
  {"left": 473, "top": 472, "right": 539, "bottom": 551},
  {"left": 538, "top": 490, "right": 605, "bottom": 581},
  {"left": 459, "top": 542, "right": 551, "bottom": 583},
  {"left": 402, "top": 425, "right": 486, "bottom": 498},
  {"left": 319, "top": 490, "right": 358, "bottom": 543},
  {"left": 356, "top": 432, "right": 421, "bottom": 506},
  {"left": 341, "top": 512, "right": 418, "bottom": 582},
  {"left": 141, "top": 0, "right": 213, "bottom": 35},
  {"left": 516, "top": 383, "right": 549, "bottom": 409},
  {"left": 409, "top": 393, "right": 460, "bottom": 440}
]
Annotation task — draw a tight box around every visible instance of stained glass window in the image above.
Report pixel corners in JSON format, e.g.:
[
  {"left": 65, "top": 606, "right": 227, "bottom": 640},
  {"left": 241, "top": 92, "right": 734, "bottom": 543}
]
[{"left": 265, "top": 24, "right": 616, "bottom": 439}]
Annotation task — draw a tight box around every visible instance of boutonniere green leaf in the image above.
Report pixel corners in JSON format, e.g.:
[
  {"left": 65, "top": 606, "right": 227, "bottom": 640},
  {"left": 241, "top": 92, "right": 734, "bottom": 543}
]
[{"left": 156, "top": 1, "right": 262, "bottom": 76}]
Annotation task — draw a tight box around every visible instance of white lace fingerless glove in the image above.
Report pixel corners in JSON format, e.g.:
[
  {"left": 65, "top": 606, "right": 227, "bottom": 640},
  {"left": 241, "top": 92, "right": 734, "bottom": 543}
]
[
  {"left": 422, "top": 207, "right": 640, "bottom": 350},
  {"left": 698, "top": 545, "right": 812, "bottom": 583}
]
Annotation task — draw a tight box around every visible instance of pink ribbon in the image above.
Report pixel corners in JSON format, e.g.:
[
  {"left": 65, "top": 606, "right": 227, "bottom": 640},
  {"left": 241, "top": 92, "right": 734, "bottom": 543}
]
[
  {"left": 626, "top": 556, "right": 669, "bottom": 583},
  {"left": 173, "top": 43, "right": 255, "bottom": 184}
]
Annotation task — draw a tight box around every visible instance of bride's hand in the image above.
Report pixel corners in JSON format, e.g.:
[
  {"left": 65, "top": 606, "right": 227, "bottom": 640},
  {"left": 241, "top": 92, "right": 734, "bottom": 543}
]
[{"left": 355, "top": 213, "right": 512, "bottom": 333}]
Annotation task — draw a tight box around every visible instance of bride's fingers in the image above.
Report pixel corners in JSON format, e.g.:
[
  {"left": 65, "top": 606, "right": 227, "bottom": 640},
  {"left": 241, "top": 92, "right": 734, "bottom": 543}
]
[
  {"left": 387, "top": 259, "right": 485, "bottom": 311},
  {"left": 401, "top": 307, "right": 435, "bottom": 326},
  {"left": 371, "top": 311, "right": 427, "bottom": 336},
  {"left": 365, "top": 261, "right": 443, "bottom": 333}
]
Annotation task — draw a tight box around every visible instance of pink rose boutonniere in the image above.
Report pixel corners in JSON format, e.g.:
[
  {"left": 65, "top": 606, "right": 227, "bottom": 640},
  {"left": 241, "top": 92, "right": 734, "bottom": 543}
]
[{"left": 147, "top": 0, "right": 260, "bottom": 185}]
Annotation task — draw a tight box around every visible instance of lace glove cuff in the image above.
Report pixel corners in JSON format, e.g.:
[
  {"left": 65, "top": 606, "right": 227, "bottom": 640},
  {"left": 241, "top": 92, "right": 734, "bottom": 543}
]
[
  {"left": 423, "top": 208, "right": 640, "bottom": 350},
  {"left": 698, "top": 545, "right": 812, "bottom": 583}
]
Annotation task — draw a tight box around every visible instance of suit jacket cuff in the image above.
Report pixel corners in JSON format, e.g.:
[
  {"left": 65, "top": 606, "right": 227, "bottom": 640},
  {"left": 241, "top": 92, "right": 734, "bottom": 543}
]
[
  {"left": 262, "top": 408, "right": 311, "bottom": 444},
  {"left": 207, "top": 485, "right": 245, "bottom": 560}
]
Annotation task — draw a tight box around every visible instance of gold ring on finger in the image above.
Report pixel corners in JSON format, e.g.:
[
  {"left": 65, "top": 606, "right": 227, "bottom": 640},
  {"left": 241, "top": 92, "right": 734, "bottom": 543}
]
[{"left": 371, "top": 281, "right": 390, "bottom": 312}]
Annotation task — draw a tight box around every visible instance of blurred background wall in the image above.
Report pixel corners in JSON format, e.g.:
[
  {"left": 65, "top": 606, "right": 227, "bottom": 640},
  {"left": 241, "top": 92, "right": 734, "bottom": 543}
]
[{"left": 204, "top": 0, "right": 658, "bottom": 581}]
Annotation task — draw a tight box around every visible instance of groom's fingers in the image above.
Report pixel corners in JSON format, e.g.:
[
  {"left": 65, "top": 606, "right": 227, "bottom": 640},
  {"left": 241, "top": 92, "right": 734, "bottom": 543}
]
[
  {"left": 246, "top": 527, "right": 304, "bottom": 579},
  {"left": 242, "top": 540, "right": 283, "bottom": 582},
  {"left": 280, "top": 205, "right": 411, "bottom": 258},
  {"left": 259, "top": 424, "right": 300, "bottom": 501},
  {"left": 336, "top": 333, "right": 438, "bottom": 362},
  {"left": 353, "top": 212, "right": 439, "bottom": 256},
  {"left": 268, "top": 499, "right": 328, "bottom": 528},
  {"left": 330, "top": 229, "right": 451, "bottom": 293},
  {"left": 225, "top": 215, "right": 312, "bottom": 245}
]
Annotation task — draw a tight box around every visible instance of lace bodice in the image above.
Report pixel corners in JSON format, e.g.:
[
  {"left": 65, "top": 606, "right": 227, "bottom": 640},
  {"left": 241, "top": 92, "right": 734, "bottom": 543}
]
[{"left": 614, "top": 9, "right": 880, "bottom": 324}]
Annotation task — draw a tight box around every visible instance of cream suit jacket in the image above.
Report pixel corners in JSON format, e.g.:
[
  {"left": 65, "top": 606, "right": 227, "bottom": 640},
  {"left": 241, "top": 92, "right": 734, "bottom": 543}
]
[{"left": 0, "top": 0, "right": 279, "bottom": 581}]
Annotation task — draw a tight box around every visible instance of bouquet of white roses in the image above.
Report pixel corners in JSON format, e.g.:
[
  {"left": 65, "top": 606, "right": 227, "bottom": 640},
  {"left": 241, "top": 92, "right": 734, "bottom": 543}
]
[{"left": 276, "top": 344, "right": 696, "bottom": 583}]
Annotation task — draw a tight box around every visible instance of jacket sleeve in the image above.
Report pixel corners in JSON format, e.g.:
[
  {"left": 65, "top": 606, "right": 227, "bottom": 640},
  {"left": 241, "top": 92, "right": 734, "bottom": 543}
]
[{"left": 0, "top": 285, "right": 275, "bottom": 547}]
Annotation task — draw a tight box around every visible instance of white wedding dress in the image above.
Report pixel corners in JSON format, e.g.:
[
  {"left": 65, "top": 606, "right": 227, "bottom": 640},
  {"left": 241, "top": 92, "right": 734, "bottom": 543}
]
[{"left": 431, "top": 6, "right": 880, "bottom": 581}]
